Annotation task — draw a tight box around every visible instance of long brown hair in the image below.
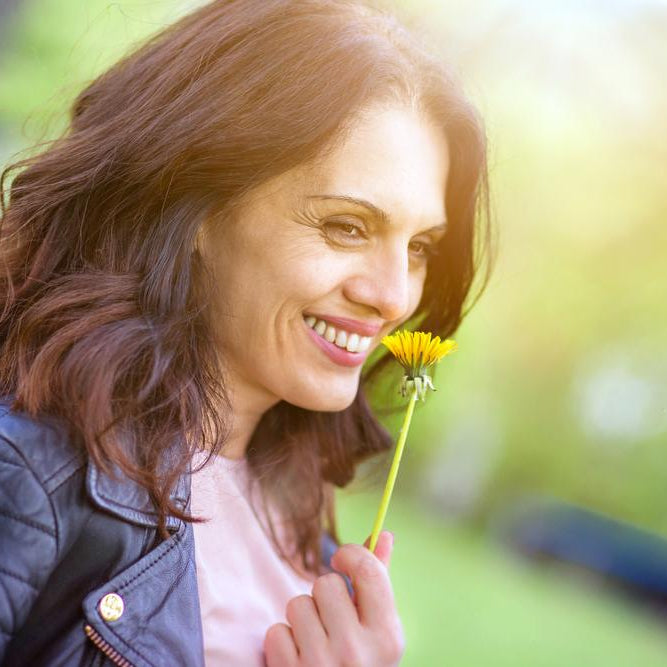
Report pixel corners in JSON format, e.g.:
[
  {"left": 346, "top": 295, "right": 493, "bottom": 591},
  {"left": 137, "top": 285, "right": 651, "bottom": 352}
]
[{"left": 0, "top": 0, "right": 494, "bottom": 576}]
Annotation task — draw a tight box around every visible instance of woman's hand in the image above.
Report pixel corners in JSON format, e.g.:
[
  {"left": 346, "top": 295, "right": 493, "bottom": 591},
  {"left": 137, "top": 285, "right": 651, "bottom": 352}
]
[{"left": 263, "top": 530, "right": 404, "bottom": 667}]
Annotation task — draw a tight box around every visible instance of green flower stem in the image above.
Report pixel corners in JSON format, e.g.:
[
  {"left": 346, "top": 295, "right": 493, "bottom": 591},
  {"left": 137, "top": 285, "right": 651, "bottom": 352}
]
[{"left": 368, "top": 384, "right": 419, "bottom": 553}]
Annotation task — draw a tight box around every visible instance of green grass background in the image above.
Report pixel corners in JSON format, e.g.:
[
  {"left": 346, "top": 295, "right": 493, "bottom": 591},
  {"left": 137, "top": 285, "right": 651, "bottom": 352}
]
[{"left": 337, "top": 487, "right": 667, "bottom": 665}]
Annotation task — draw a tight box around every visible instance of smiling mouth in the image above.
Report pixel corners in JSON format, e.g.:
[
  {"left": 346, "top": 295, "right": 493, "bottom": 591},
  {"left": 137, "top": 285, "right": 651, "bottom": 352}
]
[{"left": 302, "top": 314, "right": 373, "bottom": 353}]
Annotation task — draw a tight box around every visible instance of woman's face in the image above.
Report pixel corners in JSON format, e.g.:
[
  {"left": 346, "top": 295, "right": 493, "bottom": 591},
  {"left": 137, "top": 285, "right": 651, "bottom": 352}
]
[{"left": 198, "top": 103, "right": 449, "bottom": 413}]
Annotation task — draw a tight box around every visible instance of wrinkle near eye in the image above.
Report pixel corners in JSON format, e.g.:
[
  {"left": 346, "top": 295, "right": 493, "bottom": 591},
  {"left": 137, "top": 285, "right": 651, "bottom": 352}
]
[{"left": 290, "top": 205, "right": 321, "bottom": 230}]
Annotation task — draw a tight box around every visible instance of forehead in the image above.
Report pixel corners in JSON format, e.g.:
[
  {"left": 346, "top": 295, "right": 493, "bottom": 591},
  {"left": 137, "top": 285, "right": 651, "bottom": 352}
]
[{"left": 302, "top": 104, "right": 449, "bottom": 226}]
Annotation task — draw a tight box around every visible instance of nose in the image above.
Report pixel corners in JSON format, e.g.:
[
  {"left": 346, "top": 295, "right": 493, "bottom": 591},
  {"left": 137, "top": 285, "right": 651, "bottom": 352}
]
[{"left": 342, "top": 244, "right": 413, "bottom": 323}]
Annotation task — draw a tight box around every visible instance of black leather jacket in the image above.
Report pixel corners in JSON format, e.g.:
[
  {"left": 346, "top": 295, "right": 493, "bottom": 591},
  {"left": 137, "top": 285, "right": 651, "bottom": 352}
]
[{"left": 0, "top": 397, "right": 341, "bottom": 666}]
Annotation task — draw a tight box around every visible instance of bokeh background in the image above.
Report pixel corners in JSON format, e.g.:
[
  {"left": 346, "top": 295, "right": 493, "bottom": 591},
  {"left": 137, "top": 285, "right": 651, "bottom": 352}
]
[{"left": 1, "top": 0, "right": 666, "bottom": 664}]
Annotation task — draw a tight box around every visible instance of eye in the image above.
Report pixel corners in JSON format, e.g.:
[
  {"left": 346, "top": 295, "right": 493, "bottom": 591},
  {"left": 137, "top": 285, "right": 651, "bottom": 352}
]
[
  {"left": 322, "top": 218, "right": 367, "bottom": 241},
  {"left": 409, "top": 240, "right": 441, "bottom": 260}
]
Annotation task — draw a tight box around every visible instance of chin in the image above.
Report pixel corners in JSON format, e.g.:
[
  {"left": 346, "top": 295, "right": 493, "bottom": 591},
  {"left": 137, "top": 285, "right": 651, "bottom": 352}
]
[{"left": 287, "top": 382, "right": 358, "bottom": 413}]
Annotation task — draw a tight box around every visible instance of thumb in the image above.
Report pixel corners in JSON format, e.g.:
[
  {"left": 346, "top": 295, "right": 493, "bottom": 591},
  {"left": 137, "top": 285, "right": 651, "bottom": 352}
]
[{"left": 363, "top": 530, "right": 394, "bottom": 569}]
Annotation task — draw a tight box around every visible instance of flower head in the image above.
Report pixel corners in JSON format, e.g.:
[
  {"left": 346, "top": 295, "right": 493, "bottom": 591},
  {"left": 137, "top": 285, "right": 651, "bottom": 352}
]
[{"left": 381, "top": 330, "right": 458, "bottom": 401}]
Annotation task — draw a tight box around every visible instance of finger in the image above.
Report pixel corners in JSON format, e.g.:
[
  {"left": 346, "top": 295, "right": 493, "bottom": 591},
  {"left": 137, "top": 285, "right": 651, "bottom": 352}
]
[
  {"left": 264, "top": 622, "right": 299, "bottom": 667},
  {"left": 284, "top": 594, "right": 328, "bottom": 660},
  {"left": 363, "top": 530, "right": 394, "bottom": 569},
  {"left": 311, "top": 572, "right": 360, "bottom": 644},
  {"left": 330, "top": 542, "right": 396, "bottom": 629}
]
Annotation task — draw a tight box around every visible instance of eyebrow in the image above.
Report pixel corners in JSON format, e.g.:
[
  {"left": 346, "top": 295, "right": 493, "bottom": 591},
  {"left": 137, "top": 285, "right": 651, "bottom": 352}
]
[{"left": 306, "top": 194, "right": 447, "bottom": 233}]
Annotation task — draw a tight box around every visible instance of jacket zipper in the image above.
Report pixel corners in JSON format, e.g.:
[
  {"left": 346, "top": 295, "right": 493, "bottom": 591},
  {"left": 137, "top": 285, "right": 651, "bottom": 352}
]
[{"left": 84, "top": 624, "right": 135, "bottom": 667}]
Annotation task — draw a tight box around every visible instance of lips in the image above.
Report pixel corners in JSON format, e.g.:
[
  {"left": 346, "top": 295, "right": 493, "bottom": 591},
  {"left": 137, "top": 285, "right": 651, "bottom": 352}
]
[
  {"left": 303, "top": 317, "right": 370, "bottom": 368},
  {"left": 302, "top": 312, "right": 382, "bottom": 338}
]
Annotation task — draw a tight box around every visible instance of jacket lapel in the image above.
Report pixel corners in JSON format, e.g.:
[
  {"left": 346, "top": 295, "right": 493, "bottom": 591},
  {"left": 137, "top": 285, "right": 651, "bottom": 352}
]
[
  {"left": 82, "top": 517, "right": 205, "bottom": 666},
  {"left": 86, "top": 459, "right": 190, "bottom": 532}
]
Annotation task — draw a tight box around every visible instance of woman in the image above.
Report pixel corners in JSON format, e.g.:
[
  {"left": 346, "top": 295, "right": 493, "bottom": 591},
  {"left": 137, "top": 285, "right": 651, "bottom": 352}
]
[{"left": 0, "top": 0, "right": 493, "bottom": 665}]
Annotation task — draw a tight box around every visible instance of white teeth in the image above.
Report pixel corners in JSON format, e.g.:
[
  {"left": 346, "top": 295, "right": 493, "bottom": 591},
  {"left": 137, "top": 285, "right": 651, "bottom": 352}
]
[
  {"left": 335, "top": 330, "right": 348, "bottom": 348},
  {"left": 346, "top": 333, "right": 360, "bottom": 352},
  {"left": 303, "top": 315, "right": 373, "bottom": 353}
]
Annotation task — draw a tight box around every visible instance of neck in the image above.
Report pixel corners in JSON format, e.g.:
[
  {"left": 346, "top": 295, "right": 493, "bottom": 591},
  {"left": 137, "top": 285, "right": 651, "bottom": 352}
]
[{"left": 213, "top": 372, "right": 280, "bottom": 460}]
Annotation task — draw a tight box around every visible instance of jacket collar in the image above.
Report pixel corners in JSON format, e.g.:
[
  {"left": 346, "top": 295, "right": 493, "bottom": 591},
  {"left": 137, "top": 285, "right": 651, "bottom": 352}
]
[
  {"left": 0, "top": 393, "right": 190, "bottom": 532},
  {"left": 86, "top": 458, "right": 190, "bottom": 532}
]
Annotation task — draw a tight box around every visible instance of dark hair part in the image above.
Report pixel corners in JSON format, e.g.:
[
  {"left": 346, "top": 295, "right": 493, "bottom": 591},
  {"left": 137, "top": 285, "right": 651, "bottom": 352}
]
[{"left": 0, "top": 0, "right": 494, "bottom": 576}]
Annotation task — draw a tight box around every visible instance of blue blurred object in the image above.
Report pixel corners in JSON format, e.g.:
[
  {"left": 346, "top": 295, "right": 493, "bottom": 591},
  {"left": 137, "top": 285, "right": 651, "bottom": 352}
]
[{"left": 491, "top": 495, "right": 667, "bottom": 612}]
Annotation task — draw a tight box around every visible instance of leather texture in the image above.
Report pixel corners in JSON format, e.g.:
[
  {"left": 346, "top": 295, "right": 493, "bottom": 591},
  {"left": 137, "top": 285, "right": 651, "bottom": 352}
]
[{"left": 0, "top": 396, "right": 343, "bottom": 666}]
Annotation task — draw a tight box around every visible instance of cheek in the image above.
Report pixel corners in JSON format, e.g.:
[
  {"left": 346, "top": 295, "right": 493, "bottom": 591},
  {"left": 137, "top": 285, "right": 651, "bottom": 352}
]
[
  {"left": 276, "top": 261, "right": 336, "bottom": 306},
  {"left": 266, "top": 244, "right": 345, "bottom": 301}
]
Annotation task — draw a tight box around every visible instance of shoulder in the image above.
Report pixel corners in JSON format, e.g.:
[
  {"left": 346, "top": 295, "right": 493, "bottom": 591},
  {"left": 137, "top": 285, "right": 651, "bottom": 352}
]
[
  {"left": 0, "top": 398, "right": 83, "bottom": 648},
  {"left": 0, "top": 396, "right": 86, "bottom": 491},
  {"left": 0, "top": 396, "right": 87, "bottom": 557}
]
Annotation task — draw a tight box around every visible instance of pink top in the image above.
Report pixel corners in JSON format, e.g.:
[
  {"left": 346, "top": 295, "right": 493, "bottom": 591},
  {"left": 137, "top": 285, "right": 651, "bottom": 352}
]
[{"left": 190, "top": 451, "right": 318, "bottom": 666}]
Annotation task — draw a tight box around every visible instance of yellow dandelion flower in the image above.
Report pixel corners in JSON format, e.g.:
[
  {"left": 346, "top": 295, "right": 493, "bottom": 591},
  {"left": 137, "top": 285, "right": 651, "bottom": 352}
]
[
  {"left": 366, "top": 330, "right": 458, "bottom": 554},
  {"left": 382, "top": 329, "right": 458, "bottom": 401}
]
